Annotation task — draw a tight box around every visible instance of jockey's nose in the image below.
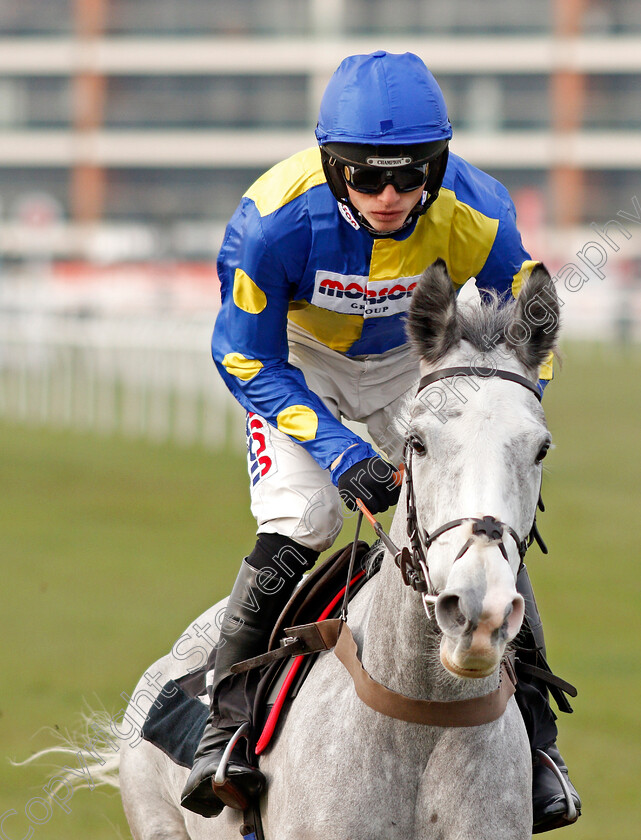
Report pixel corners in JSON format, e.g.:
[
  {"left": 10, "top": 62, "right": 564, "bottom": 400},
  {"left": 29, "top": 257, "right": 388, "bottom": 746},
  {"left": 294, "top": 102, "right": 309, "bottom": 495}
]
[{"left": 378, "top": 183, "right": 400, "bottom": 202}]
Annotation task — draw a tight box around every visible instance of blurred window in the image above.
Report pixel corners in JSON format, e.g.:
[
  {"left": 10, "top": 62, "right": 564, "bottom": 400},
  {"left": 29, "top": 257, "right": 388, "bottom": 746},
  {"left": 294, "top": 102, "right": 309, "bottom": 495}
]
[
  {"left": 105, "top": 167, "right": 264, "bottom": 222},
  {"left": 584, "top": 170, "right": 641, "bottom": 225},
  {"left": 584, "top": 75, "right": 641, "bottom": 130},
  {"left": 106, "top": 0, "right": 308, "bottom": 35},
  {"left": 0, "top": 0, "right": 72, "bottom": 35},
  {"left": 438, "top": 75, "right": 550, "bottom": 132},
  {"left": 583, "top": 0, "right": 641, "bottom": 34},
  {"left": 344, "top": 0, "right": 552, "bottom": 34},
  {"left": 0, "top": 169, "right": 69, "bottom": 220},
  {"left": 105, "top": 76, "right": 308, "bottom": 129},
  {"left": 0, "top": 77, "right": 72, "bottom": 129}
]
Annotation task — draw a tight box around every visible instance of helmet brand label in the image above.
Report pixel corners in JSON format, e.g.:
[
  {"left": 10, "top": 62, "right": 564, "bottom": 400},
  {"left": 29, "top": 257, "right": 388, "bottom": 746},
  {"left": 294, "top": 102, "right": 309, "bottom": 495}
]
[
  {"left": 312, "top": 270, "right": 419, "bottom": 318},
  {"left": 365, "top": 156, "right": 413, "bottom": 167}
]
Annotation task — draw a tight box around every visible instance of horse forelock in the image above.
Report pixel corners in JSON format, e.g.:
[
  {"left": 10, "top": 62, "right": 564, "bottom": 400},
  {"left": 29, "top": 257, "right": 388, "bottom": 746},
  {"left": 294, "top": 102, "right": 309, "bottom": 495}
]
[{"left": 456, "top": 290, "right": 516, "bottom": 356}]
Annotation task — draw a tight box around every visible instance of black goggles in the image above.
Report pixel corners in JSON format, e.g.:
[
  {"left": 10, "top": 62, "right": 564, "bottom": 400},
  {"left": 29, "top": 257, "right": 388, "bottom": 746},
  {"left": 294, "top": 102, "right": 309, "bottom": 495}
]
[{"left": 342, "top": 162, "right": 429, "bottom": 194}]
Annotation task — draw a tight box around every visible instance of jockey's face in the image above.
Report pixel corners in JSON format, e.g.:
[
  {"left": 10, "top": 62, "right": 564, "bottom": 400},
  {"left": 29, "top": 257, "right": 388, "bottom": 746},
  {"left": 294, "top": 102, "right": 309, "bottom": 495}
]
[{"left": 346, "top": 183, "right": 424, "bottom": 233}]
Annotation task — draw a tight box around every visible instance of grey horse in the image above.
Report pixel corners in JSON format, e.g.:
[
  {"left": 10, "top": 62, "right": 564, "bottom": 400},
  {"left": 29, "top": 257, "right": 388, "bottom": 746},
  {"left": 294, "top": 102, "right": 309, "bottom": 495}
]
[{"left": 118, "top": 260, "right": 560, "bottom": 839}]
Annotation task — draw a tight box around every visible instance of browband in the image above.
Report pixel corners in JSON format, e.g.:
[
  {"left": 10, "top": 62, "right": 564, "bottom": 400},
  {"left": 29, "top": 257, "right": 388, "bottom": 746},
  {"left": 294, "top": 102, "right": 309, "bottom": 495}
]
[{"left": 417, "top": 366, "right": 542, "bottom": 402}]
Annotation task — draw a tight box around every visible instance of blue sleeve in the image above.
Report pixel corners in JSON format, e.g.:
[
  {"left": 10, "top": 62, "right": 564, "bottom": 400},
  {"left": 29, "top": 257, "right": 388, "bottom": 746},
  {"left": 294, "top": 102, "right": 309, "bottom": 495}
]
[
  {"left": 212, "top": 198, "right": 376, "bottom": 482},
  {"left": 475, "top": 196, "right": 555, "bottom": 388},
  {"left": 475, "top": 194, "right": 531, "bottom": 300}
]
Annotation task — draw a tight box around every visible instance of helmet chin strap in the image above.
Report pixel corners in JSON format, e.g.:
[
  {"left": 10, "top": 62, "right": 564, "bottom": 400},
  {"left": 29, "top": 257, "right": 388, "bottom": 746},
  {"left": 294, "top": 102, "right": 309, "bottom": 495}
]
[{"left": 341, "top": 189, "right": 429, "bottom": 238}]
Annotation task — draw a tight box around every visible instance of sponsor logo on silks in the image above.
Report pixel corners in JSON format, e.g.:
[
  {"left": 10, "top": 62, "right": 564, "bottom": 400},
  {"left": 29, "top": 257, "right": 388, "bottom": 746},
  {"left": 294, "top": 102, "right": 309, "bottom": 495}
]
[
  {"left": 338, "top": 202, "right": 360, "bottom": 230},
  {"left": 311, "top": 270, "right": 419, "bottom": 318},
  {"left": 366, "top": 156, "right": 413, "bottom": 167},
  {"left": 246, "top": 412, "right": 277, "bottom": 486}
]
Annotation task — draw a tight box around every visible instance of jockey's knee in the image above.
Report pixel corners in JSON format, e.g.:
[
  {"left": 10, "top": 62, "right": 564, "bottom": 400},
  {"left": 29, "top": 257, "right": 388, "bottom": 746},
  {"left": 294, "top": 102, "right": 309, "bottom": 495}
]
[
  {"left": 293, "top": 483, "right": 343, "bottom": 552},
  {"left": 254, "top": 484, "right": 343, "bottom": 554},
  {"left": 248, "top": 532, "right": 319, "bottom": 582}
]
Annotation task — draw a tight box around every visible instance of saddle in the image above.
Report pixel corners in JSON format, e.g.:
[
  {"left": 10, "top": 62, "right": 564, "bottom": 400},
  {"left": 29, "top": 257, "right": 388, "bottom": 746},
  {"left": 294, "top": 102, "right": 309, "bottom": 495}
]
[
  {"left": 250, "top": 539, "right": 377, "bottom": 753},
  {"left": 141, "top": 540, "right": 380, "bottom": 767}
]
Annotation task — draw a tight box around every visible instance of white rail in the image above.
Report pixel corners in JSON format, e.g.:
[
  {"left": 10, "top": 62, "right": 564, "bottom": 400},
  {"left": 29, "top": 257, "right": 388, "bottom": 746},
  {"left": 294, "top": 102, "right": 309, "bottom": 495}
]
[{"left": 0, "top": 311, "right": 245, "bottom": 450}]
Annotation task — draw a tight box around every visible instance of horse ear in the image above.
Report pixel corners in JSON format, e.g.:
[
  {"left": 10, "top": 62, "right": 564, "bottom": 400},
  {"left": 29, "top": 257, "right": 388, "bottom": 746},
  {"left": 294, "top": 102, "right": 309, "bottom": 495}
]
[
  {"left": 506, "top": 264, "right": 560, "bottom": 372},
  {"left": 407, "top": 259, "right": 460, "bottom": 364}
]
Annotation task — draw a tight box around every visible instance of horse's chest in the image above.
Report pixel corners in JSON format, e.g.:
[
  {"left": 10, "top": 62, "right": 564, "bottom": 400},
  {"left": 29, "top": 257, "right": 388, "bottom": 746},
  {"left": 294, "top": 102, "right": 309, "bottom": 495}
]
[{"left": 264, "top": 698, "right": 436, "bottom": 838}]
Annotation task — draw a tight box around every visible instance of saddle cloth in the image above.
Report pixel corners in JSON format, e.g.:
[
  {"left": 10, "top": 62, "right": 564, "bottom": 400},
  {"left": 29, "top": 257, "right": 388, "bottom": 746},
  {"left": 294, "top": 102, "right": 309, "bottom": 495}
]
[{"left": 141, "top": 540, "right": 380, "bottom": 768}]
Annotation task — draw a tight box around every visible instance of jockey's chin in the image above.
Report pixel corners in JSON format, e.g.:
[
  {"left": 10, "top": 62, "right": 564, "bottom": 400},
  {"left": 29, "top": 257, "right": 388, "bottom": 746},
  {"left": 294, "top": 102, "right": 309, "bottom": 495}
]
[{"left": 346, "top": 183, "right": 423, "bottom": 234}]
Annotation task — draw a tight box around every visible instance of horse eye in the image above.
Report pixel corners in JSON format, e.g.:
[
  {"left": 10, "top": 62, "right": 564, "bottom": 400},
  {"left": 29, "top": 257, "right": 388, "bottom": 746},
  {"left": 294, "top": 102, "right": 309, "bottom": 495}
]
[
  {"left": 409, "top": 435, "right": 427, "bottom": 456},
  {"left": 536, "top": 441, "right": 550, "bottom": 463}
]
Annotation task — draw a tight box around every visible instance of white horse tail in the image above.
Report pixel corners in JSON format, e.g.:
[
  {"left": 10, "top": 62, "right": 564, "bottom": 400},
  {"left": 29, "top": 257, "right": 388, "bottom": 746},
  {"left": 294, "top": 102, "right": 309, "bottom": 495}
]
[{"left": 12, "top": 708, "right": 124, "bottom": 800}]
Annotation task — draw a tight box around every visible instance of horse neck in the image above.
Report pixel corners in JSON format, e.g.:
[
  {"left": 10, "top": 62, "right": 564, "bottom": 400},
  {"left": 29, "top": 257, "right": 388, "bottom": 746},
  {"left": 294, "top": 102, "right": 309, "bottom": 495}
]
[{"left": 359, "top": 487, "right": 500, "bottom": 704}]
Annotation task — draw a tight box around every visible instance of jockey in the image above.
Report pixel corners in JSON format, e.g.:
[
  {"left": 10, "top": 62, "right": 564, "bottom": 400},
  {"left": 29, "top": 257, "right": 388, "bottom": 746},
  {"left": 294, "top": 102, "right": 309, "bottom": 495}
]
[{"left": 181, "top": 50, "right": 581, "bottom": 832}]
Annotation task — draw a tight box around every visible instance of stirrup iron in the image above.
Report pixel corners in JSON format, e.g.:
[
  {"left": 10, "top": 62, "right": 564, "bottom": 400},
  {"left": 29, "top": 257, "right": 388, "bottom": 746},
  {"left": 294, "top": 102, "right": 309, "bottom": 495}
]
[
  {"left": 214, "top": 721, "right": 250, "bottom": 787},
  {"left": 535, "top": 749, "right": 578, "bottom": 823}
]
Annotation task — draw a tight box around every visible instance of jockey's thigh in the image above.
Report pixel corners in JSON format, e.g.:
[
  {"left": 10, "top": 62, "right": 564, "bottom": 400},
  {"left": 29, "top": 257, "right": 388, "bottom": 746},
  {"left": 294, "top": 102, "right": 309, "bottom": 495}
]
[
  {"left": 352, "top": 346, "right": 420, "bottom": 465},
  {"left": 248, "top": 331, "right": 419, "bottom": 552},
  {"left": 246, "top": 411, "right": 343, "bottom": 554},
  {"left": 287, "top": 325, "right": 420, "bottom": 451}
]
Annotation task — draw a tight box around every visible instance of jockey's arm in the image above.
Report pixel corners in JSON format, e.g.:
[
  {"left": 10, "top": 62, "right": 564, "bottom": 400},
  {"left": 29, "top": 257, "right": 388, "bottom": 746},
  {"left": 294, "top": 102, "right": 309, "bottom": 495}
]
[{"left": 212, "top": 202, "right": 377, "bottom": 485}]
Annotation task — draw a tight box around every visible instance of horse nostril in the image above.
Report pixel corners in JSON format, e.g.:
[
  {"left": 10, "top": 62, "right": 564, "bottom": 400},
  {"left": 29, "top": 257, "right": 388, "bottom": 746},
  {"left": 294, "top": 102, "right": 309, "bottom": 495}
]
[
  {"left": 435, "top": 592, "right": 468, "bottom": 636},
  {"left": 506, "top": 594, "right": 525, "bottom": 640}
]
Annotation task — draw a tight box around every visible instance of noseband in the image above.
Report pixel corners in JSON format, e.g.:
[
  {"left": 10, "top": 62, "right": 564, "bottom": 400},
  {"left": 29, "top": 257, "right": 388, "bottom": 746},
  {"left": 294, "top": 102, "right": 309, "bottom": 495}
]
[{"left": 398, "top": 365, "right": 547, "bottom": 618}]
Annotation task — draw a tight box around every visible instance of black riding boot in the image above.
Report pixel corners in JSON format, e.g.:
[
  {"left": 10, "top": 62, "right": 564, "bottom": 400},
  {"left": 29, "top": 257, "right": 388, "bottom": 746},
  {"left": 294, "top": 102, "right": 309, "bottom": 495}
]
[
  {"left": 515, "top": 565, "right": 581, "bottom": 833},
  {"left": 181, "top": 535, "right": 318, "bottom": 818}
]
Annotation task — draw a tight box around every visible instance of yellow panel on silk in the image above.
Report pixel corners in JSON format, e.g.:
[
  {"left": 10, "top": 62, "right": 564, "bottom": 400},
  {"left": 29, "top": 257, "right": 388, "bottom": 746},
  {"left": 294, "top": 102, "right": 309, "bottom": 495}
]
[
  {"left": 233, "top": 268, "right": 267, "bottom": 314},
  {"left": 222, "top": 353, "right": 264, "bottom": 381},
  {"left": 245, "top": 148, "right": 326, "bottom": 218},
  {"left": 287, "top": 302, "right": 364, "bottom": 353},
  {"left": 368, "top": 188, "right": 499, "bottom": 290},
  {"left": 276, "top": 404, "right": 319, "bottom": 441}
]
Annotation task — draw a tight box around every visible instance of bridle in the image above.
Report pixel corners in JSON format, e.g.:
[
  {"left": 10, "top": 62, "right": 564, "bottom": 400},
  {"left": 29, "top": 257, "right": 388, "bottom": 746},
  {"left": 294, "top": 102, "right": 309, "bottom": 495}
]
[
  {"left": 394, "top": 366, "right": 547, "bottom": 620},
  {"left": 328, "top": 363, "right": 552, "bottom": 729}
]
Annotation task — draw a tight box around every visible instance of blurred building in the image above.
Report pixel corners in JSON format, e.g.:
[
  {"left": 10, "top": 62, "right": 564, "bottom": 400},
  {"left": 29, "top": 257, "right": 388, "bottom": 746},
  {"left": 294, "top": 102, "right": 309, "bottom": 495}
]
[
  {"left": 1, "top": 0, "right": 640, "bottom": 448},
  {"left": 0, "top": 0, "right": 640, "bottom": 267}
]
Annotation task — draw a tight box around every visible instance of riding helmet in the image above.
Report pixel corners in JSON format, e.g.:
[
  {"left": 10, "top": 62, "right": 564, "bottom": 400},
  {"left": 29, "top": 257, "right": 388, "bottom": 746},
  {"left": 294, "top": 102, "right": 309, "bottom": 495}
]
[{"left": 315, "top": 51, "right": 453, "bottom": 234}]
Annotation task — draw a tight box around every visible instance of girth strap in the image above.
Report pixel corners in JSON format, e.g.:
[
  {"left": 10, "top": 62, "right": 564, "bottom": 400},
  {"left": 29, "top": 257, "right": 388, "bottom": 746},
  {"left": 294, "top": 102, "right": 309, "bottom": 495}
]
[
  {"left": 231, "top": 618, "right": 343, "bottom": 674},
  {"left": 333, "top": 623, "right": 517, "bottom": 727}
]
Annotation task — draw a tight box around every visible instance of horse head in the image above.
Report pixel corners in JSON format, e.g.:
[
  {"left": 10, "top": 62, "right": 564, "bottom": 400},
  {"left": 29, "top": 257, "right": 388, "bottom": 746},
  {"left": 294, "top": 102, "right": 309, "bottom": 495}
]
[{"left": 404, "top": 259, "right": 560, "bottom": 679}]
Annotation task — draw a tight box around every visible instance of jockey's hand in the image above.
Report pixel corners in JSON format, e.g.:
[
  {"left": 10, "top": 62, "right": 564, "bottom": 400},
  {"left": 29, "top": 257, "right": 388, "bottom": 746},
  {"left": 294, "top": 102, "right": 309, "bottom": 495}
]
[{"left": 337, "top": 456, "right": 402, "bottom": 515}]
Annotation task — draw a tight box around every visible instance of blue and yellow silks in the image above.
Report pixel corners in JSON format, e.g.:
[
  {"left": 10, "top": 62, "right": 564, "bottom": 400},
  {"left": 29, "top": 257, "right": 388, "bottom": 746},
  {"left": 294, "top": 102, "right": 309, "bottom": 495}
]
[{"left": 213, "top": 147, "right": 544, "bottom": 482}]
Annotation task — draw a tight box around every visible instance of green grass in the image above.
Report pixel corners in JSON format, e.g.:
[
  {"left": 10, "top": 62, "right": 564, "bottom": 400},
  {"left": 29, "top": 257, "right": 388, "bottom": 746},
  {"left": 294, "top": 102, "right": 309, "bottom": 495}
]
[
  {"left": 1, "top": 341, "right": 640, "bottom": 839},
  {"left": 528, "top": 342, "right": 641, "bottom": 840}
]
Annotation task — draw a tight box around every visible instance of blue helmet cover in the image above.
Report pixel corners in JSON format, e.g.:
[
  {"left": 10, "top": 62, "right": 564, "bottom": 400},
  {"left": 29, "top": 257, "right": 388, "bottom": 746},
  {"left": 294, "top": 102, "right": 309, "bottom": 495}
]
[{"left": 315, "top": 50, "right": 453, "bottom": 147}]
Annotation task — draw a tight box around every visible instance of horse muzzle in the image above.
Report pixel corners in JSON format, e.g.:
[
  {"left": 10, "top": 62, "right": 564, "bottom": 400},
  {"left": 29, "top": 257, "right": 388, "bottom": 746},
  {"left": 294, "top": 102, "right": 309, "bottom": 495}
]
[{"left": 435, "top": 586, "right": 525, "bottom": 678}]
